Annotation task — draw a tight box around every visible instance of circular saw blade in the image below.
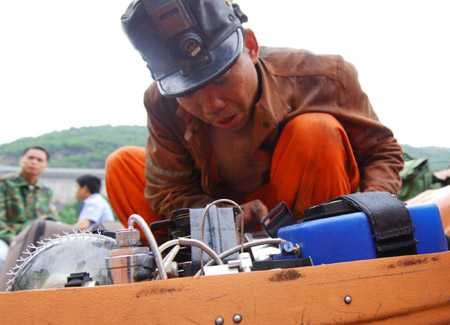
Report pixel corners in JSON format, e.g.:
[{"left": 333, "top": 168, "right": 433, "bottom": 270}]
[{"left": 7, "top": 232, "right": 118, "bottom": 291}]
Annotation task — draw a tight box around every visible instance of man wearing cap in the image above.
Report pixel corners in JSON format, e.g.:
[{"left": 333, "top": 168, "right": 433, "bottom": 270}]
[{"left": 106, "top": 0, "right": 403, "bottom": 235}]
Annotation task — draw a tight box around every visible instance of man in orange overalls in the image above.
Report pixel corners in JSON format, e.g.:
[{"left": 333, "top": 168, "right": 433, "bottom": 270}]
[{"left": 107, "top": 0, "right": 403, "bottom": 237}]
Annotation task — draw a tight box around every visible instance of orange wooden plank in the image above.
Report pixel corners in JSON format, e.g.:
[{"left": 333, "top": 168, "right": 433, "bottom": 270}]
[{"left": 1, "top": 251, "right": 450, "bottom": 324}]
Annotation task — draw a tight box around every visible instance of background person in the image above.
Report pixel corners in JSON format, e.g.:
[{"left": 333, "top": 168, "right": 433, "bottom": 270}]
[
  {"left": 0, "top": 146, "right": 57, "bottom": 264},
  {"left": 105, "top": 0, "right": 403, "bottom": 237},
  {"left": 74, "top": 175, "right": 114, "bottom": 231},
  {"left": 0, "top": 173, "right": 119, "bottom": 291}
]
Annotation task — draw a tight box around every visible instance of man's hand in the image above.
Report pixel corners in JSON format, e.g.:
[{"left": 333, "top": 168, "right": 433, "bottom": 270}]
[
  {"left": 236, "top": 199, "right": 268, "bottom": 233},
  {"left": 75, "top": 219, "right": 92, "bottom": 231}
]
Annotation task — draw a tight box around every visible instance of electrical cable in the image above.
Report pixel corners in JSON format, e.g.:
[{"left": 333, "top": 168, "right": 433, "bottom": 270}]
[
  {"left": 128, "top": 214, "right": 167, "bottom": 280},
  {"left": 159, "top": 238, "right": 224, "bottom": 266},
  {"left": 154, "top": 244, "right": 180, "bottom": 280},
  {"left": 200, "top": 199, "right": 244, "bottom": 275},
  {"left": 194, "top": 238, "right": 287, "bottom": 276},
  {"left": 163, "top": 244, "right": 180, "bottom": 268}
]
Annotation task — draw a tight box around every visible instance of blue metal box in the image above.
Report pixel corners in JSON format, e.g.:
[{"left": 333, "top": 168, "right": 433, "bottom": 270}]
[{"left": 277, "top": 203, "right": 448, "bottom": 265}]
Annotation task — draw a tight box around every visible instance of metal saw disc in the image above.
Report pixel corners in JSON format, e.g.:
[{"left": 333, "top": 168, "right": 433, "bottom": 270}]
[{"left": 7, "top": 232, "right": 118, "bottom": 291}]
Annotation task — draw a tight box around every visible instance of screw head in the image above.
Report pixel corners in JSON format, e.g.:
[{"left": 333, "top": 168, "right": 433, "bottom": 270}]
[
  {"left": 233, "top": 314, "right": 242, "bottom": 323},
  {"left": 344, "top": 295, "right": 352, "bottom": 304}
]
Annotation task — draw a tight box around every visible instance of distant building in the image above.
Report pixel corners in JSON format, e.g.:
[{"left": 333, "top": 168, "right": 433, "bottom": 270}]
[{"left": 0, "top": 165, "right": 107, "bottom": 205}]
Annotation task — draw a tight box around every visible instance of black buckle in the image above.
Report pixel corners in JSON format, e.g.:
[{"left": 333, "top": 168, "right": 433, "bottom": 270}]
[{"left": 261, "top": 202, "right": 296, "bottom": 238}]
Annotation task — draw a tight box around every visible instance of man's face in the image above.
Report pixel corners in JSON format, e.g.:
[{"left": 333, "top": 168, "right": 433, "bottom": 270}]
[
  {"left": 76, "top": 184, "right": 90, "bottom": 202},
  {"left": 176, "top": 36, "right": 259, "bottom": 131},
  {"left": 19, "top": 148, "right": 48, "bottom": 178}
]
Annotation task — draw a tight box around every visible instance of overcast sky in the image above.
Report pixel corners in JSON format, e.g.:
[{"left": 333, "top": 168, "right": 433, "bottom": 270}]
[{"left": 1, "top": 0, "right": 449, "bottom": 148}]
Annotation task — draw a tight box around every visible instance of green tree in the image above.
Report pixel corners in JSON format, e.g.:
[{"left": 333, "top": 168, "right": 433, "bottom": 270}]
[{"left": 58, "top": 200, "right": 82, "bottom": 225}]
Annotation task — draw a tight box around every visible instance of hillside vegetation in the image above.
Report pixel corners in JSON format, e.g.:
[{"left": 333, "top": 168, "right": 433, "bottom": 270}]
[
  {"left": 0, "top": 125, "right": 147, "bottom": 168},
  {"left": 0, "top": 125, "right": 449, "bottom": 170}
]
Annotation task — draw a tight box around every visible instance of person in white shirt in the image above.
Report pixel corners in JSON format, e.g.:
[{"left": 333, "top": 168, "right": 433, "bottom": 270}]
[{"left": 74, "top": 175, "right": 114, "bottom": 230}]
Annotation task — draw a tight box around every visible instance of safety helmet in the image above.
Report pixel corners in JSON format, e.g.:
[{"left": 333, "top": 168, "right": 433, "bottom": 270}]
[{"left": 121, "top": 0, "right": 248, "bottom": 97}]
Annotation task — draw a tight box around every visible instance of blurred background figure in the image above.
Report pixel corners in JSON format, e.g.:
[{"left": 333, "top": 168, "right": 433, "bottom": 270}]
[
  {"left": 74, "top": 175, "right": 114, "bottom": 230},
  {"left": 0, "top": 146, "right": 57, "bottom": 267}
]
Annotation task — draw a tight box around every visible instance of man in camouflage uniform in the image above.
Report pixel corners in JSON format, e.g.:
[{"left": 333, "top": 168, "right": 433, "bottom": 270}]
[{"left": 0, "top": 146, "right": 57, "bottom": 248}]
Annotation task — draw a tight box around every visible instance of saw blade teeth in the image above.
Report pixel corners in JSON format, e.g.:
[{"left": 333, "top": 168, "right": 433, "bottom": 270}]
[{"left": 6, "top": 232, "right": 118, "bottom": 291}]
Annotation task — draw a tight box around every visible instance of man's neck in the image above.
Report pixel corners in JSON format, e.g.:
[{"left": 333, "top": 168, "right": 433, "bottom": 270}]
[
  {"left": 21, "top": 173, "right": 38, "bottom": 185},
  {"left": 82, "top": 192, "right": 94, "bottom": 201}
]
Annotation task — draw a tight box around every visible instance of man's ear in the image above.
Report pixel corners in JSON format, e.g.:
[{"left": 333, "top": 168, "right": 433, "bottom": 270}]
[
  {"left": 244, "top": 29, "right": 259, "bottom": 64},
  {"left": 18, "top": 156, "right": 24, "bottom": 168}
]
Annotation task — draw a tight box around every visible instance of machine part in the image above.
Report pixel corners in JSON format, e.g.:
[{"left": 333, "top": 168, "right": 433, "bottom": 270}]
[
  {"left": 238, "top": 252, "right": 252, "bottom": 272},
  {"left": 277, "top": 203, "right": 447, "bottom": 265},
  {"left": 335, "top": 193, "right": 417, "bottom": 257},
  {"left": 233, "top": 314, "right": 243, "bottom": 323},
  {"left": 194, "top": 238, "right": 287, "bottom": 276},
  {"left": 159, "top": 237, "right": 224, "bottom": 266},
  {"left": 128, "top": 214, "right": 167, "bottom": 280},
  {"left": 304, "top": 199, "right": 357, "bottom": 221},
  {"left": 215, "top": 317, "right": 224, "bottom": 325},
  {"left": 169, "top": 261, "right": 179, "bottom": 278},
  {"left": 151, "top": 206, "right": 241, "bottom": 239},
  {"left": 65, "top": 272, "right": 98, "bottom": 288},
  {"left": 134, "top": 253, "right": 157, "bottom": 282},
  {"left": 115, "top": 228, "right": 141, "bottom": 246},
  {"left": 261, "top": 202, "right": 296, "bottom": 238},
  {"left": 244, "top": 232, "right": 282, "bottom": 261},
  {"left": 161, "top": 245, "right": 180, "bottom": 278},
  {"left": 203, "top": 264, "right": 239, "bottom": 276},
  {"left": 162, "top": 244, "right": 180, "bottom": 270},
  {"left": 159, "top": 237, "right": 225, "bottom": 277},
  {"left": 106, "top": 246, "right": 149, "bottom": 285},
  {"left": 190, "top": 203, "right": 240, "bottom": 264},
  {"left": 282, "top": 242, "right": 301, "bottom": 258},
  {"left": 6, "top": 232, "right": 118, "bottom": 291},
  {"left": 252, "top": 257, "right": 313, "bottom": 271},
  {"left": 197, "top": 199, "right": 243, "bottom": 275}
]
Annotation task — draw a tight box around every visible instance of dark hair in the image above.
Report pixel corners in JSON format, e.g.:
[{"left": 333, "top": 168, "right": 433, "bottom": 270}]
[
  {"left": 76, "top": 175, "right": 102, "bottom": 194},
  {"left": 22, "top": 146, "right": 50, "bottom": 161}
]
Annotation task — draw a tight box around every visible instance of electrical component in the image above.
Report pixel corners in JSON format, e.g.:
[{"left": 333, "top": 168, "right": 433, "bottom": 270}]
[{"left": 106, "top": 228, "right": 149, "bottom": 285}]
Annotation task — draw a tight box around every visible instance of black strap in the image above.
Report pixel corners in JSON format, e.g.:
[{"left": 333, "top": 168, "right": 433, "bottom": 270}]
[{"left": 335, "top": 192, "right": 417, "bottom": 257}]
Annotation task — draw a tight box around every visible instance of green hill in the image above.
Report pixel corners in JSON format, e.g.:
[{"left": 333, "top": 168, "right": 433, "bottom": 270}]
[
  {"left": 401, "top": 144, "right": 450, "bottom": 172},
  {"left": 0, "top": 125, "right": 449, "bottom": 170},
  {"left": 0, "top": 125, "right": 147, "bottom": 168}
]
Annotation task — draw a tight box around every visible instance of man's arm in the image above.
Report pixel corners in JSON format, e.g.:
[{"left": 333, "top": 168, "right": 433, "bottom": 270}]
[
  {"left": 75, "top": 219, "right": 92, "bottom": 231},
  {"left": 335, "top": 58, "right": 404, "bottom": 194},
  {"left": 77, "top": 198, "right": 103, "bottom": 230},
  {"left": 0, "top": 182, "right": 13, "bottom": 244},
  {"left": 142, "top": 86, "right": 216, "bottom": 219}
]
